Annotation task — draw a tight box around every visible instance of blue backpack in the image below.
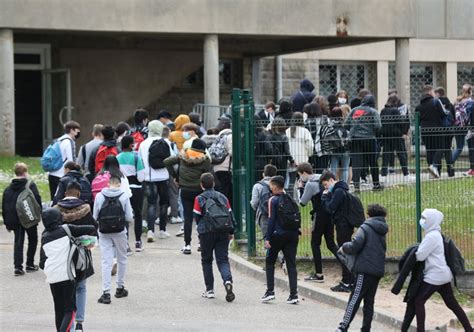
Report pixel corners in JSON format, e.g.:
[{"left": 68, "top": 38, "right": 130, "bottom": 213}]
[{"left": 41, "top": 138, "right": 69, "bottom": 172}]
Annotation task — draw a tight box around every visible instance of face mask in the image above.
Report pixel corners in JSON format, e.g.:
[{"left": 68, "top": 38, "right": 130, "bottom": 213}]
[
  {"left": 338, "top": 97, "right": 347, "bottom": 105},
  {"left": 74, "top": 131, "right": 81, "bottom": 140},
  {"left": 300, "top": 174, "right": 308, "bottom": 182},
  {"left": 328, "top": 183, "right": 335, "bottom": 192},
  {"left": 183, "top": 132, "right": 191, "bottom": 140},
  {"left": 419, "top": 217, "right": 426, "bottom": 229}
]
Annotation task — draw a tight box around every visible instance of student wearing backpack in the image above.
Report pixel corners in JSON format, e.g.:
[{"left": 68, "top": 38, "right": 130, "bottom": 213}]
[
  {"left": 250, "top": 164, "right": 277, "bottom": 239},
  {"left": 261, "top": 175, "right": 301, "bottom": 304},
  {"left": 128, "top": 109, "right": 149, "bottom": 152},
  {"left": 44, "top": 121, "right": 81, "bottom": 200},
  {"left": 93, "top": 176, "right": 133, "bottom": 304},
  {"left": 211, "top": 116, "right": 234, "bottom": 204},
  {"left": 165, "top": 138, "right": 211, "bottom": 254},
  {"left": 320, "top": 171, "right": 355, "bottom": 293},
  {"left": 88, "top": 125, "right": 119, "bottom": 179},
  {"left": 54, "top": 182, "right": 97, "bottom": 332},
  {"left": 297, "top": 163, "right": 338, "bottom": 283},
  {"left": 92, "top": 155, "right": 132, "bottom": 201},
  {"left": 452, "top": 84, "right": 473, "bottom": 168},
  {"left": 139, "top": 120, "right": 171, "bottom": 242},
  {"left": 327, "top": 107, "right": 350, "bottom": 183},
  {"left": 77, "top": 124, "right": 103, "bottom": 183},
  {"left": 162, "top": 127, "right": 183, "bottom": 225},
  {"left": 52, "top": 162, "right": 92, "bottom": 208},
  {"left": 336, "top": 204, "right": 388, "bottom": 332},
  {"left": 193, "top": 173, "right": 236, "bottom": 301},
  {"left": 39, "top": 208, "right": 96, "bottom": 332},
  {"left": 410, "top": 209, "right": 473, "bottom": 331},
  {"left": 2, "top": 163, "right": 42, "bottom": 276},
  {"left": 117, "top": 136, "right": 146, "bottom": 252}
]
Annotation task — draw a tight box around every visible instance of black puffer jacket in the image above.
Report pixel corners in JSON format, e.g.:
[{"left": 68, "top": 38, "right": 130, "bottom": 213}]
[
  {"left": 52, "top": 170, "right": 92, "bottom": 207},
  {"left": 342, "top": 216, "right": 388, "bottom": 278},
  {"left": 2, "top": 178, "right": 42, "bottom": 231},
  {"left": 380, "top": 106, "right": 410, "bottom": 138},
  {"left": 391, "top": 244, "right": 425, "bottom": 303}
]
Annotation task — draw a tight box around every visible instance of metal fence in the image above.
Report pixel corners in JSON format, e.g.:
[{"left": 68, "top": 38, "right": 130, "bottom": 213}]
[{"left": 230, "top": 89, "right": 474, "bottom": 269}]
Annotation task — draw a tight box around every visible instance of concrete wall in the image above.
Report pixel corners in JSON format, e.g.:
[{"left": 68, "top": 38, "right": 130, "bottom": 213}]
[{"left": 59, "top": 48, "right": 203, "bottom": 145}]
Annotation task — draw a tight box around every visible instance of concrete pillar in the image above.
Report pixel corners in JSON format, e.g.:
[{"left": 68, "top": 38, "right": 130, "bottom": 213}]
[
  {"left": 376, "top": 61, "right": 389, "bottom": 111},
  {"left": 0, "top": 29, "right": 15, "bottom": 156},
  {"left": 275, "top": 56, "right": 283, "bottom": 101},
  {"left": 203, "top": 34, "right": 220, "bottom": 128},
  {"left": 395, "top": 38, "right": 410, "bottom": 110},
  {"left": 252, "top": 57, "right": 261, "bottom": 104},
  {"left": 446, "top": 62, "right": 458, "bottom": 102}
]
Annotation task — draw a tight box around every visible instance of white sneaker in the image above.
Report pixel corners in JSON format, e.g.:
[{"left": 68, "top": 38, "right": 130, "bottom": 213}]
[
  {"left": 158, "top": 230, "right": 170, "bottom": 239},
  {"left": 428, "top": 165, "right": 440, "bottom": 178},
  {"left": 147, "top": 230, "right": 155, "bottom": 243},
  {"left": 154, "top": 218, "right": 160, "bottom": 225},
  {"left": 202, "top": 290, "right": 215, "bottom": 299},
  {"left": 170, "top": 216, "right": 183, "bottom": 224},
  {"left": 181, "top": 245, "right": 191, "bottom": 255},
  {"left": 175, "top": 226, "right": 185, "bottom": 237},
  {"left": 380, "top": 176, "right": 388, "bottom": 183},
  {"left": 404, "top": 175, "right": 416, "bottom": 182}
]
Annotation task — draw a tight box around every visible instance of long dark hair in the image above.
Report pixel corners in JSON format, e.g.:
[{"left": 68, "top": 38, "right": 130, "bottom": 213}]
[
  {"left": 290, "top": 112, "right": 304, "bottom": 138},
  {"left": 101, "top": 155, "right": 123, "bottom": 178}
]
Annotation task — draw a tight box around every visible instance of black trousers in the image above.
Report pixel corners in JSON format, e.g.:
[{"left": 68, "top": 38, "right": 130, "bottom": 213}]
[
  {"left": 215, "top": 171, "right": 232, "bottom": 206},
  {"left": 310, "top": 154, "right": 330, "bottom": 174},
  {"left": 265, "top": 232, "right": 299, "bottom": 295},
  {"left": 336, "top": 223, "right": 354, "bottom": 285},
  {"left": 311, "top": 216, "right": 338, "bottom": 274},
  {"left": 13, "top": 225, "right": 38, "bottom": 269},
  {"left": 381, "top": 138, "right": 409, "bottom": 176},
  {"left": 181, "top": 189, "right": 202, "bottom": 246},
  {"left": 422, "top": 133, "right": 443, "bottom": 167},
  {"left": 469, "top": 137, "right": 474, "bottom": 170},
  {"left": 130, "top": 187, "right": 144, "bottom": 242},
  {"left": 350, "top": 139, "right": 380, "bottom": 187},
  {"left": 50, "top": 280, "right": 76, "bottom": 332},
  {"left": 339, "top": 273, "right": 380, "bottom": 332},
  {"left": 48, "top": 175, "right": 61, "bottom": 201},
  {"left": 438, "top": 134, "right": 454, "bottom": 175}
]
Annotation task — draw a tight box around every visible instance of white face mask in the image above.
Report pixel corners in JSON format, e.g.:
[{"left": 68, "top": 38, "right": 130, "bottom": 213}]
[
  {"left": 182, "top": 132, "right": 192, "bottom": 140},
  {"left": 300, "top": 174, "right": 309, "bottom": 182},
  {"left": 338, "top": 97, "right": 347, "bottom": 105},
  {"left": 419, "top": 216, "right": 426, "bottom": 229}
]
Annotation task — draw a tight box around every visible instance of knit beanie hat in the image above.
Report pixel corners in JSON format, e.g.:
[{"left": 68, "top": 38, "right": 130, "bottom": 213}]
[
  {"left": 190, "top": 138, "right": 206, "bottom": 153},
  {"left": 148, "top": 120, "right": 164, "bottom": 137}
]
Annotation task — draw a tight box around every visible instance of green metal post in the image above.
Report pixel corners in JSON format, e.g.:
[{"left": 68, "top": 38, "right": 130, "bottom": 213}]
[
  {"left": 231, "top": 88, "right": 243, "bottom": 238},
  {"left": 243, "top": 90, "right": 256, "bottom": 256},
  {"left": 414, "top": 112, "right": 422, "bottom": 243}
]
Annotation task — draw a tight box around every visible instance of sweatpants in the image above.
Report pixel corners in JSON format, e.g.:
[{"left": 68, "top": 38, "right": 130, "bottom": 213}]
[
  {"left": 130, "top": 187, "right": 143, "bottom": 242},
  {"left": 99, "top": 230, "right": 128, "bottom": 292},
  {"left": 336, "top": 223, "right": 354, "bottom": 285},
  {"left": 50, "top": 280, "right": 76, "bottom": 332},
  {"left": 414, "top": 281, "right": 472, "bottom": 332},
  {"left": 48, "top": 174, "right": 61, "bottom": 201},
  {"left": 311, "top": 216, "right": 338, "bottom": 274},
  {"left": 181, "top": 189, "right": 202, "bottom": 246},
  {"left": 265, "top": 232, "right": 299, "bottom": 295},
  {"left": 338, "top": 273, "right": 380, "bottom": 332},
  {"left": 13, "top": 224, "right": 38, "bottom": 269},
  {"left": 199, "top": 232, "right": 233, "bottom": 291}
]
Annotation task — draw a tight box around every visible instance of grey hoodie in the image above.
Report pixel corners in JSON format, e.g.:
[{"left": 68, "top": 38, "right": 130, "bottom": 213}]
[
  {"left": 344, "top": 95, "right": 382, "bottom": 139},
  {"left": 93, "top": 187, "right": 134, "bottom": 223}
]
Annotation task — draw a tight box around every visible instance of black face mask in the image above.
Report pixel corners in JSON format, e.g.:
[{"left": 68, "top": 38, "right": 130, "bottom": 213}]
[{"left": 75, "top": 132, "right": 81, "bottom": 140}]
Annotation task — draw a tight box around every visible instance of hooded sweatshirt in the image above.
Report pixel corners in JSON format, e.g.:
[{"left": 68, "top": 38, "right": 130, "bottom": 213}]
[
  {"left": 345, "top": 95, "right": 382, "bottom": 139},
  {"left": 54, "top": 197, "right": 97, "bottom": 228},
  {"left": 342, "top": 216, "right": 388, "bottom": 277},
  {"left": 416, "top": 208, "right": 452, "bottom": 285},
  {"left": 138, "top": 120, "right": 170, "bottom": 182},
  {"left": 170, "top": 115, "right": 191, "bottom": 151},
  {"left": 52, "top": 170, "right": 92, "bottom": 206},
  {"left": 93, "top": 187, "right": 134, "bottom": 224},
  {"left": 40, "top": 208, "right": 95, "bottom": 284},
  {"left": 88, "top": 139, "right": 118, "bottom": 178},
  {"left": 321, "top": 180, "right": 350, "bottom": 227},
  {"left": 291, "top": 79, "right": 316, "bottom": 113}
]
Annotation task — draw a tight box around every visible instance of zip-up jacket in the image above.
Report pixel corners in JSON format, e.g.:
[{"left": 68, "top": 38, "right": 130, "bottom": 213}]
[
  {"left": 117, "top": 151, "right": 146, "bottom": 188},
  {"left": 321, "top": 180, "right": 350, "bottom": 227},
  {"left": 345, "top": 95, "right": 382, "bottom": 139},
  {"left": 391, "top": 244, "right": 425, "bottom": 303}
]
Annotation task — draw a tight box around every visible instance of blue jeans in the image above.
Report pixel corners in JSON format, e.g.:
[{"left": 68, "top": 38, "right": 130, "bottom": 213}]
[
  {"left": 75, "top": 279, "right": 87, "bottom": 323},
  {"left": 143, "top": 180, "right": 169, "bottom": 232},
  {"left": 199, "top": 232, "right": 232, "bottom": 291},
  {"left": 451, "top": 133, "right": 466, "bottom": 164},
  {"left": 330, "top": 152, "right": 350, "bottom": 183}
]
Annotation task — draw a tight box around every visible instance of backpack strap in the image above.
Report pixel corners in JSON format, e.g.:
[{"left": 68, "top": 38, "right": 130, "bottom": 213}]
[
  {"left": 62, "top": 224, "right": 73, "bottom": 238},
  {"left": 81, "top": 144, "right": 87, "bottom": 164}
]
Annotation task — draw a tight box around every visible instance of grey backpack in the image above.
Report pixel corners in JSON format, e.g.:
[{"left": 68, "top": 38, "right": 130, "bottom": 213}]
[{"left": 15, "top": 180, "right": 41, "bottom": 229}]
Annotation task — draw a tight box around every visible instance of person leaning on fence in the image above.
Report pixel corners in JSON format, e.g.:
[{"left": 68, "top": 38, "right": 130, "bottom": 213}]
[
  {"left": 2, "top": 162, "right": 42, "bottom": 276},
  {"left": 250, "top": 164, "right": 277, "bottom": 239},
  {"left": 77, "top": 124, "right": 103, "bottom": 182},
  {"left": 335, "top": 204, "right": 388, "bottom": 332},
  {"left": 261, "top": 175, "right": 300, "bottom": 305},
  {"left": 297, "top": 162, "right": 338, "bottom": 283},
  {"left": 320, "top": 170, "right": 354, "bottom": 293},
  {"left": 40, "top": 208, "right": 96, "bottom": 332}
]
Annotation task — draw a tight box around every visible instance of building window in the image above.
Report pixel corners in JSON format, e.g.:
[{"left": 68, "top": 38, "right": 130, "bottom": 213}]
[
  {"left": 457, "top": 63, "right": 474, "bottom": 93},
  {"left": 319, "top": 62, "right": 376, "bottom": 100},
  {"left": 183, "top": 59, "right": 242, "bottom": 89}
]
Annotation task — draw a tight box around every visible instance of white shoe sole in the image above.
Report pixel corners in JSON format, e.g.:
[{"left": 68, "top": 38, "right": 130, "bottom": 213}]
[
  {"left": 287, "top": 298, "right": 299, "bottom": 304},
  {"left": 261, "top": 295, "right": 275, "bottom": 302}
]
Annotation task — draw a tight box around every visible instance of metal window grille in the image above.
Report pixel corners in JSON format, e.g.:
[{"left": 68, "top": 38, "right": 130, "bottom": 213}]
[{"left": 457, "top": 63, "right": 474, "bottom": 92}]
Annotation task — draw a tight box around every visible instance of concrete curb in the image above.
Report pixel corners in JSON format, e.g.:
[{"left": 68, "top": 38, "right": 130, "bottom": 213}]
[{"left": 229, "top": 253, "right": 449, "bottom": 332}]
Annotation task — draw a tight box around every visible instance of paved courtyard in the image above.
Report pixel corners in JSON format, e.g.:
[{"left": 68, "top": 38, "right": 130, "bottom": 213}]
[{"left": 0, "top": 222, "right": 396, "bottom": 331}]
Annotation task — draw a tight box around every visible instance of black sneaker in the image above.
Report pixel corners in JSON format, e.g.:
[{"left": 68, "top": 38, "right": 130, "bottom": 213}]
[
  {"left": 14, "top": 268, "right": 25, "bottom": 276},
  {"left": 224, "top": 281, "right": 235, "bottom": 302},
  {"left": 372, "top": 184, "right": 384, "bottom": 191},
  {"left": 115, "top": 286, "right": 128, "bottom": 298},
  {"left": 98, "top": 292, "right": 111, "bottom": 304},
  {"left": 261, "top": 290, "right": 275, "bottom": 302},
  {"left": 26, "top": 265, "right": 39, "bottom": 272},
  {"left": 75, "top": 322, "right": 83, "bottom": 332},
  {"left": 286, "top": 294, "right": 299, "bottom": 304},
  {"left": 330, "top": 282, "right": 352, "bottom": 293},
  {"left": 304, "top": 273, "right": 324, "bottom": 282}
]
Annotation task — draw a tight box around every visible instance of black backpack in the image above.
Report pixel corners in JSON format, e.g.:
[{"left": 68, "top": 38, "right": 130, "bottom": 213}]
[
  {"left": 344, "top": 191, "right": 365, "bottom": 227},
  {"left": 443, "top": 235, "right": 465, "bottom": 286},
  {"left": 257, "top": 181, "right": 272, "bottom": 218},
  {"left": 148, "top": 138, "right": 170, "bottom": 169},
  {"left": 276, "top": 193, "right": 301, "bottom": 231},
  {"left": 202, "top": 195, "right": 233, "bottom": 233},
  {"left": 97, "top": 194, "right": 126, "bottom": 233}
]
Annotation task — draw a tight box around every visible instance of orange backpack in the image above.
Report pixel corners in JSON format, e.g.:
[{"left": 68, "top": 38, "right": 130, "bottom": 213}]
[{"left": 95, "top": 145, "right": 118, "bottom": 173}]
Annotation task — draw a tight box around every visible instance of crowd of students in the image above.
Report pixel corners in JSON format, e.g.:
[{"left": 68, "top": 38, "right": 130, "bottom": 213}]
[{"left": 1, "top": 79, "right": 473, "bottom": 332}]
